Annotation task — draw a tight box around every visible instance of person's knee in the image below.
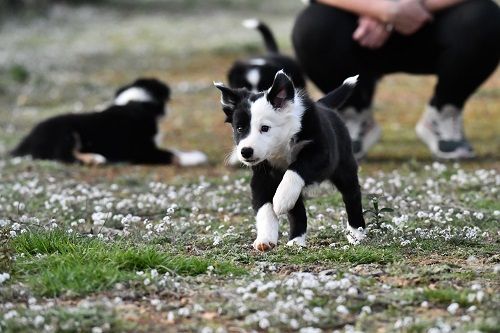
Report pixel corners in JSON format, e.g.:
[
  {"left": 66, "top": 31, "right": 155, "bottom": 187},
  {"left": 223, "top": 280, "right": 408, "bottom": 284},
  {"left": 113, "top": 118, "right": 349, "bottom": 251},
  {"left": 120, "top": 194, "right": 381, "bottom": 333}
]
[
  {"left": 292, "top": 5, "right": 357, "bottom": 56},
  {"left": 442, "top": 0, "right": 500, "bottom": 51}
]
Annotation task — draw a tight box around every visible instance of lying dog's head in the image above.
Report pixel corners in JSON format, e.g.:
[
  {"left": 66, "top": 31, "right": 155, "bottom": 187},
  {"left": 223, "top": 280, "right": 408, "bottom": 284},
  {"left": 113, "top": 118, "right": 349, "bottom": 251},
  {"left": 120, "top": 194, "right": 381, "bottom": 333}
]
[
  {"left": 227, "top": 19, "right": 305, "bottom": 93},
  {"left": 114, "top": 78, "right": 170, "bottom": 108},
  {"left": 228, "top": 59, "right": 295, "bottom": 93},
  {"left": 215, "top": 70, "right": 305, "bottom": 167}
]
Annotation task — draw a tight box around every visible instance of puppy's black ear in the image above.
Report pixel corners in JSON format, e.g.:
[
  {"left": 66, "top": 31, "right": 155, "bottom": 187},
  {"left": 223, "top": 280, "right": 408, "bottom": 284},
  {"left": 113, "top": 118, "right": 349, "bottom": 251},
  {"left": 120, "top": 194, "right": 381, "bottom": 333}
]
[
  {"left": 318, "top": 75, "right": 358, "bottom": 109},
  {"left": 214, "top": 82, "right": 240, "bottom": 123},
  {"left": 267, "top": 70, "right": 295, "bottom": 110}
]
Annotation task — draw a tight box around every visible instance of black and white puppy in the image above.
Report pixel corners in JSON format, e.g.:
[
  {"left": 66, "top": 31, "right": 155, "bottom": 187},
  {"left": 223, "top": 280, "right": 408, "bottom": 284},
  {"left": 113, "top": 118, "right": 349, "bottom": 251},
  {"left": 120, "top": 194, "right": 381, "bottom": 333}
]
[
  {"left": 215, "top": 71, "right": 365, "bottom": 251},
  {"left": 228, "top": 19, "right": 306, "bottom": 92},
  {"left": 10, "top": 78, "right": 208, "bottom": 166}
]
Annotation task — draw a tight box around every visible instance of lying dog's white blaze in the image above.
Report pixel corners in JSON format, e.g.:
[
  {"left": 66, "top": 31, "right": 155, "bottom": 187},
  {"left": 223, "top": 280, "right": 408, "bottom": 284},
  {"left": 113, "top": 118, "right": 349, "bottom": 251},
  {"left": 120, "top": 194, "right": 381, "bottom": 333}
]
[
  {"left": 286, "top": 234, "right": 306, "bottom": 247},
  {"left": 346, "top": 225, "right": 366, "bottom": 245},
  {"left": 237, "top": 92, "right": 304, "bottom": 168},
  {"left": 253, "top": 203, "right": 279, "bottom": 251},
  {"left": 248, "top": 58, "right": 267, "bottom": 66},
  {"left": 273, "top": 170, "right": 305, "bottom": 216},
  {"left": 245, "top": 69, "right": 261, "bottom": 92},
  {"left": 173, "top": 150, "right": 208, "bottom": 167},
  {"left": 114, "top": 87, "right": 153, "bottom": 105}
]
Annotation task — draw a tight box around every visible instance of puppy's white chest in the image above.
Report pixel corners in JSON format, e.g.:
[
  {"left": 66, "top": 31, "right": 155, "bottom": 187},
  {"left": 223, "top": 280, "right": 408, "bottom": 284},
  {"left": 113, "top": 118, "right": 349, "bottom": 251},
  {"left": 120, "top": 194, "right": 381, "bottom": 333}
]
[{"left": 268, "top": 138, "right": 311, "bottom": 170}]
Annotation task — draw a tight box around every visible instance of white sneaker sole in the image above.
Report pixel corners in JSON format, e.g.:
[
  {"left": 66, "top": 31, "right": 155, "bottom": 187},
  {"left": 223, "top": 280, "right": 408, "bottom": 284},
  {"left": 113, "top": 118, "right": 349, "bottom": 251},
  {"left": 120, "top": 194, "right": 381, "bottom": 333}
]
[{"left": 416, "top": 121, "right": 475, "bottom": 160}]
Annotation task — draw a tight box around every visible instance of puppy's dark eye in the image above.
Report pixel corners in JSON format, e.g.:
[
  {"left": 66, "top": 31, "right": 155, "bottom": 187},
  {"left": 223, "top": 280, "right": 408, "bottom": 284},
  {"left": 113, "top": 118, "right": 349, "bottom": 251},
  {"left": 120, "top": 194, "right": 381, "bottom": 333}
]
[
  {"left": 236, "top": 127, "right": 244, "bottom": 133},
  {"left": 260, "top": 125, "right": 270, "bottom": 133}
]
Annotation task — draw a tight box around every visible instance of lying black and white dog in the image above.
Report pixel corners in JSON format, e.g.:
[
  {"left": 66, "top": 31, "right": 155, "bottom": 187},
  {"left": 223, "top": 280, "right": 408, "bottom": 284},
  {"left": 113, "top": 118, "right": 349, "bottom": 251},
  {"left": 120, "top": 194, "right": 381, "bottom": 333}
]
[
  {"left": 11, "top": 78, "right": 208, "bottom": 166},
  {"left": 227, "top": 19, "right": 306, "bottom": 92},
  {"left": 215, "top": 71, "right": 365, "bottom": 251}
]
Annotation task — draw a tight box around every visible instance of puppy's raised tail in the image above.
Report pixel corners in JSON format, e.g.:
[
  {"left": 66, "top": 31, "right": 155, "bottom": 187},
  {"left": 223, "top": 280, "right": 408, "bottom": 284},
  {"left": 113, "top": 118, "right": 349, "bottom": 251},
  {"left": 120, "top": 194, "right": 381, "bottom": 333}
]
[
  {"left": 242, "top": 18, "right": 279, "bottom": 54},
  {"left": 317, "top": 75, "right": 359, "bottom": 110}
]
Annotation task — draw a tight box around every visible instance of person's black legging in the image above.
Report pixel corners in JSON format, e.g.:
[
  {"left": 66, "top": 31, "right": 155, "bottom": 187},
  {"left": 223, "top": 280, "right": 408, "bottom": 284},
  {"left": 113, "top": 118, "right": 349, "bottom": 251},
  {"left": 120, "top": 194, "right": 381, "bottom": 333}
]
[{"left": 292, "top": 0, "right": 500, "bottom": 111}]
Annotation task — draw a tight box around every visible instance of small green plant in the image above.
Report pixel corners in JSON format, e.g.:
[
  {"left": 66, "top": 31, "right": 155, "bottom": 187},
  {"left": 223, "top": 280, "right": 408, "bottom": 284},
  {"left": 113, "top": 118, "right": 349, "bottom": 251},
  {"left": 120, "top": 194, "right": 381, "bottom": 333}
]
[
  {"left": 363, "top": 194, "right": 394, "bottom": 230},
  {"left": 9, "top": 64, "right": 30, "bottom": 83}
]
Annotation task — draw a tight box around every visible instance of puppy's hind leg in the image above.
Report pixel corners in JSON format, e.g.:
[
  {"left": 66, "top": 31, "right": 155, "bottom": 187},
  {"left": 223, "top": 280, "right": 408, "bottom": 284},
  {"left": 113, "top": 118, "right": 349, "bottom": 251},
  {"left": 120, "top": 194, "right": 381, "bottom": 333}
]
[
  {"left": 331, "top": 161, "right": 366, "bottom": 245},
  {"left": 72, "top": 132, "right": 106, "bottom": 165},
  {"left": 286, "top": 195, "right": 307, "bottom": 247}
]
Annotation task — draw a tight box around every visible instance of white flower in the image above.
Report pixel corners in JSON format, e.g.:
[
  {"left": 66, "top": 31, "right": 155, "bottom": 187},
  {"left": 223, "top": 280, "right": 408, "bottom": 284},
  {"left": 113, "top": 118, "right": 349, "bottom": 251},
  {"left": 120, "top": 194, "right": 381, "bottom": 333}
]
[
  {"left": 4, "top": 310, "right": 18, "bottom": 319},
  {"left": 0, "top": 272, "right": 10, "bottom": 284},
  {"left": 361, "top": 305, "right": 372, "bottom": 314},
  {"left": 259, "top": 318, "right": 270, "bottom": 329},
  {"left": 299, "top": 328, "right": 322, "bottom": 333},
  {"left": 178, "top": 307, "right": 190, "bottom": 317},
  {"left": 473, "top": 212, "right": 484, "bottom": 220},
  {"left": 290, "top": 319, "right": 300, "bottom": 330},
  {"left": 33, "top": 315, "right": 44, "bottom": 327},
  {"left": 447, "top": 302, "right": 459, "bottom": 314},
  {"left": 336, "top": 305, "right": 349, "bottom": 314}
]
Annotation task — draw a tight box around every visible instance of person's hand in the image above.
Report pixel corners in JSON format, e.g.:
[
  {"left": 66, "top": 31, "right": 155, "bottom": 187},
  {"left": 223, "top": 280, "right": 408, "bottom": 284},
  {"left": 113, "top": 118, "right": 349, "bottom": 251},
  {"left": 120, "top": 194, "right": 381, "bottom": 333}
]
[
  {"left": 387, "top": 0, "right": 432, "bottom": 35},
  {"left": 353, "top": 16, "right": 391, "bottom": 49}
]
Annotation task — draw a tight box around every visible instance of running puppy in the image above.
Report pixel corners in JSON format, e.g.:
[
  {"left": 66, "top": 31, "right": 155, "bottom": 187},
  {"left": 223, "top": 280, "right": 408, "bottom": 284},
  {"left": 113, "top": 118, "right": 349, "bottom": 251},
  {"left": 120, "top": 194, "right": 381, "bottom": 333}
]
[
  {"left": 215, "top": 71, "right": 365, "bottom": 251},
  {"left": 11, "top": 78, "right": 207, "bottom": 166},
  {"left": 228, "top": 19, "right": 305, "bottom": 92}
]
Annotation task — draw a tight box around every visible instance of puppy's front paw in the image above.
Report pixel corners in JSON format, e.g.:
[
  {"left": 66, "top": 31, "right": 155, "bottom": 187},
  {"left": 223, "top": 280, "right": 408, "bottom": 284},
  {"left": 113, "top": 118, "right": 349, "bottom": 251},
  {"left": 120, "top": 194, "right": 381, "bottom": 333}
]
[
  {"left": 273, "top": 170, "right": 305, "bottom": 216},
  {"left": 286, "top": 235, "right": 307, "bottom": 247},
  {"left": 254, "top": 203, "right": 279, "bottom": 252},
  {"left": 346, "top": 226, "right": 366, "bottom": 245},
  {"left": 253, "top": 238, "right": 276, "bottom": 252}
]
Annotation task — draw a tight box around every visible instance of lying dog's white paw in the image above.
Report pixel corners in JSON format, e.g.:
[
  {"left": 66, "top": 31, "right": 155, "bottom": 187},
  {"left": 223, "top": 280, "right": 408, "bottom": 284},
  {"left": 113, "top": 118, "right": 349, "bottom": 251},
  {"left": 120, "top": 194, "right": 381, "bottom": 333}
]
[
  {"left": 346, "top": 225, "right": 366, "bottom": 245},
  {"left": 175, "top": 150, "right": 208, "bottom": 167},
  {"left": 273, "top": 170, "right": 305, "bottom": 216},
  {"left": 286, "top": 234, "right": 307, "bottom": 247},
  {"left": 254, "top": 203, "right": 279, "bottom": 252},
  {"left": 74, "top": 152, "right": 107, "bottom": 166}
]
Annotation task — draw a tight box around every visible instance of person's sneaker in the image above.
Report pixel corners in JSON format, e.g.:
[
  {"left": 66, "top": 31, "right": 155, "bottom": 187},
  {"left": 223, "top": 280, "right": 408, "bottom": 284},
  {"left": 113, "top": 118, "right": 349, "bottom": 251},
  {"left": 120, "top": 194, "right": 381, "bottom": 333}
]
[
  {"left": 340, "top": 108, "right": 381, "bottom": 160},
  {"left": 416, "top": 105, "right": 475, "bottom": 159}
]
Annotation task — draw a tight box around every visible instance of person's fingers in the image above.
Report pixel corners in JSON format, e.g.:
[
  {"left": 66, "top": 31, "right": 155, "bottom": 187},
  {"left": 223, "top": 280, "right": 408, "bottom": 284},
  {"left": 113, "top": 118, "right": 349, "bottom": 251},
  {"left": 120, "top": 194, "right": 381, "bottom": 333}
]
[
  {"left": 361, "top": 26, "right": 387, "bottom": 48},
  {"left": 353, "top": 24, "right": 368, "bottom": 40}
]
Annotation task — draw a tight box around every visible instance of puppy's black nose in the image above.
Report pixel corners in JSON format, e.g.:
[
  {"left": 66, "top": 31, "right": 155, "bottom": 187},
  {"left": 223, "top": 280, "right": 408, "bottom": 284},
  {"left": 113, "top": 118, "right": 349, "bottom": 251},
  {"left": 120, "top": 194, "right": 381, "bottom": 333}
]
[{"left": 241, "top": 147, "right": 254, "bottom": 159}]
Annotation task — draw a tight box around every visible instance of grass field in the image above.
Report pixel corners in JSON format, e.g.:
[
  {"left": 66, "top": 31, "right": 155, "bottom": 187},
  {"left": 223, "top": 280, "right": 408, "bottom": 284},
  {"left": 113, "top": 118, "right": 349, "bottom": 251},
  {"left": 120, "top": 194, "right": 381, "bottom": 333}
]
[{"left": 0, "top": 1, "right": 499, "bottom": 332}]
